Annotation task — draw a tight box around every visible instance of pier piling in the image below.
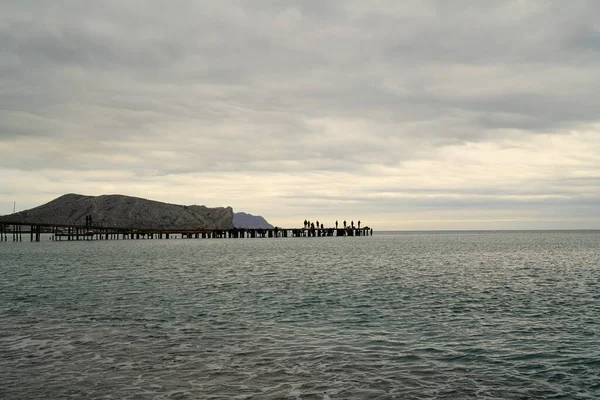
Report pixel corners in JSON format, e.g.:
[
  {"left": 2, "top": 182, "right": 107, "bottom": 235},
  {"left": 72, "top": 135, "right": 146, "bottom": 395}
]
[{"left": 0, "top": 221, "right": 373, "bottom": 244}]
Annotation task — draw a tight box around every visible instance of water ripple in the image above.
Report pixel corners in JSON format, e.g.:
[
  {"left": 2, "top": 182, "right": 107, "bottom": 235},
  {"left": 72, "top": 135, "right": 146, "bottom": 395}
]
[{"left": 1, "top": 231, "right": 599, "bottom": 398}]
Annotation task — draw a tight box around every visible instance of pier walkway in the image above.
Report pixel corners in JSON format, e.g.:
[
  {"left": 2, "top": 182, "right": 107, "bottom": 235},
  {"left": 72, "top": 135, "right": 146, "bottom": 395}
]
[{"left": 0, "top": 221, "right": 373, "bottom": 242}]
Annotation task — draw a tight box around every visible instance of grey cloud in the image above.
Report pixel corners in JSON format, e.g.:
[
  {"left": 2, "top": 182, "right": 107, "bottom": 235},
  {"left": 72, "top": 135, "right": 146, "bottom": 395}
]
[
  {"left": 0, "top": 1, "right": 599, "bottom": 227},
  {"left": 2, "top": 1, "right": 599, "bottom": 136}
]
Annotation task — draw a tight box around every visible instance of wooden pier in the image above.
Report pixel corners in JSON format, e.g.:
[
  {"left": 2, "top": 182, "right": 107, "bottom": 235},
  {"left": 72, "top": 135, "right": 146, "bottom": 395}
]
[{"left": 0, "top": 221, "right": 373, "bottom": 242}]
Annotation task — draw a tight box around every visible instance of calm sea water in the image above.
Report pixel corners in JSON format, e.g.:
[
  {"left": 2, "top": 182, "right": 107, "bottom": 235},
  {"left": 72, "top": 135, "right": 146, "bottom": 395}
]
[{"left": 1, "top": 231, "right": 599, "bottom": 399}]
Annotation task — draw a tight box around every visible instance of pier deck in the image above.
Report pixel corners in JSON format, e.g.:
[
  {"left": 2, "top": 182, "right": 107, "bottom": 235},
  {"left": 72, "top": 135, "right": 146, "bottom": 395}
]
[{"left": 0, "top": 221, "right": 373, "bottom": 242}]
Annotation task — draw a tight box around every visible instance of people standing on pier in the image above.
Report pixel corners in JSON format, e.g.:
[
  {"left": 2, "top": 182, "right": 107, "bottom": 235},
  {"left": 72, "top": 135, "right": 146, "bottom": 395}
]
[
  {"left": 351, "top": 220, "right": 354, "bottom": 229},
  {"left": 304, "top": 220, "right": 307, "bottom": 229},
  {"left": 316, "top": 220, "right": 319, "bottom": 229},
  {"left": 335, "top": 220, "right": 338, "bottom": 229},
  {"left": 320, "top": 223, "right": 323, "bottom": 229},
  {"left": 343, "top": 220, "right": 346, "bottom": 229}
]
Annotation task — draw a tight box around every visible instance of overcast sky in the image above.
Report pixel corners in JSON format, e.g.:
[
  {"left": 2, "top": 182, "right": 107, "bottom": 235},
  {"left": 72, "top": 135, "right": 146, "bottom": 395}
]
[{"left": 1, "top": 0, "right": 599, "bottom": 229}]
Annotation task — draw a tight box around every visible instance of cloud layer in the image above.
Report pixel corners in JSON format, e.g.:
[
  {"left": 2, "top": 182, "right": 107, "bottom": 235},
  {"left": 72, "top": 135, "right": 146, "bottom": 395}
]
[{"left": 1, "top": 0, "right": 599, "bottom": 229}]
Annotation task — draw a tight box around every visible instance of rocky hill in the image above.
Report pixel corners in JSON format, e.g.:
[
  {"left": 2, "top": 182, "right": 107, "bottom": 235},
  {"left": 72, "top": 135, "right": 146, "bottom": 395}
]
[
  {"left": 233, "top": 212, "right": 274, "bottom": 229},
  {"left": 0, "top": 194, "right": 234, "bottom": 229}
]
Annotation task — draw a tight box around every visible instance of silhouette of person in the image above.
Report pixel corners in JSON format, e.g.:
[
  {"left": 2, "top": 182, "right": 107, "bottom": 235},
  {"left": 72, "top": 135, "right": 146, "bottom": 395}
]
[
  {"left": 320, "top": 223, "right": 323, "bottom": 229},
  {"left": 316, "top": 220, "right": 319, "bottom": 229},
  {"left": 304, "top": 219, "right": 307, "bottom": 229},
  {"left": 351, "top": 220, "right": 354, "bottom": 229},
  {"left": 358, "top": 220, "right": 361, "bottom": 229},
  {"left": 343, "top": 220, "right": 346, "bottom": 229},
  {"left": 335, "top": 220, "right": 338, "bottom": 229}
]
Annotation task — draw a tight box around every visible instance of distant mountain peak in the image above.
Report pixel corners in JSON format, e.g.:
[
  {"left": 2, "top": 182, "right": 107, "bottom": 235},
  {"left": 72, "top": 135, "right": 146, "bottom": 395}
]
[
  {"left": 233, "top": 212, "right": 273, "bottom": 229},
  {"left": 0, "top": 193, "right": 274, "bottom": 230},
  {"left": 0, "top": 193, "right": 234, "bottom": 229}
]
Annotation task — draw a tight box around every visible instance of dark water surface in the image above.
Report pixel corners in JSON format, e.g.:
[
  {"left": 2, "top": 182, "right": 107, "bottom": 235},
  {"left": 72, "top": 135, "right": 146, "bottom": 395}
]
[{"left": 1, "top": 231, "right": 599, "bottom": 399}]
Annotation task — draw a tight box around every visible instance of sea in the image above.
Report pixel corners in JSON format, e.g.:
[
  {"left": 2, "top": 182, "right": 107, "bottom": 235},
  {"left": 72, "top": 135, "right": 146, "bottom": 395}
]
[{"left": 0, "top": 231, "right": 599, "bottom": 399}]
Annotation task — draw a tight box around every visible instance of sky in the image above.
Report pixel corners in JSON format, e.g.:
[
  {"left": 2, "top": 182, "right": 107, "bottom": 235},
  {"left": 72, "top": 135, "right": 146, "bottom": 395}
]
[{"left": 0, "top": 0, "right": 599, "bottom": 230}]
